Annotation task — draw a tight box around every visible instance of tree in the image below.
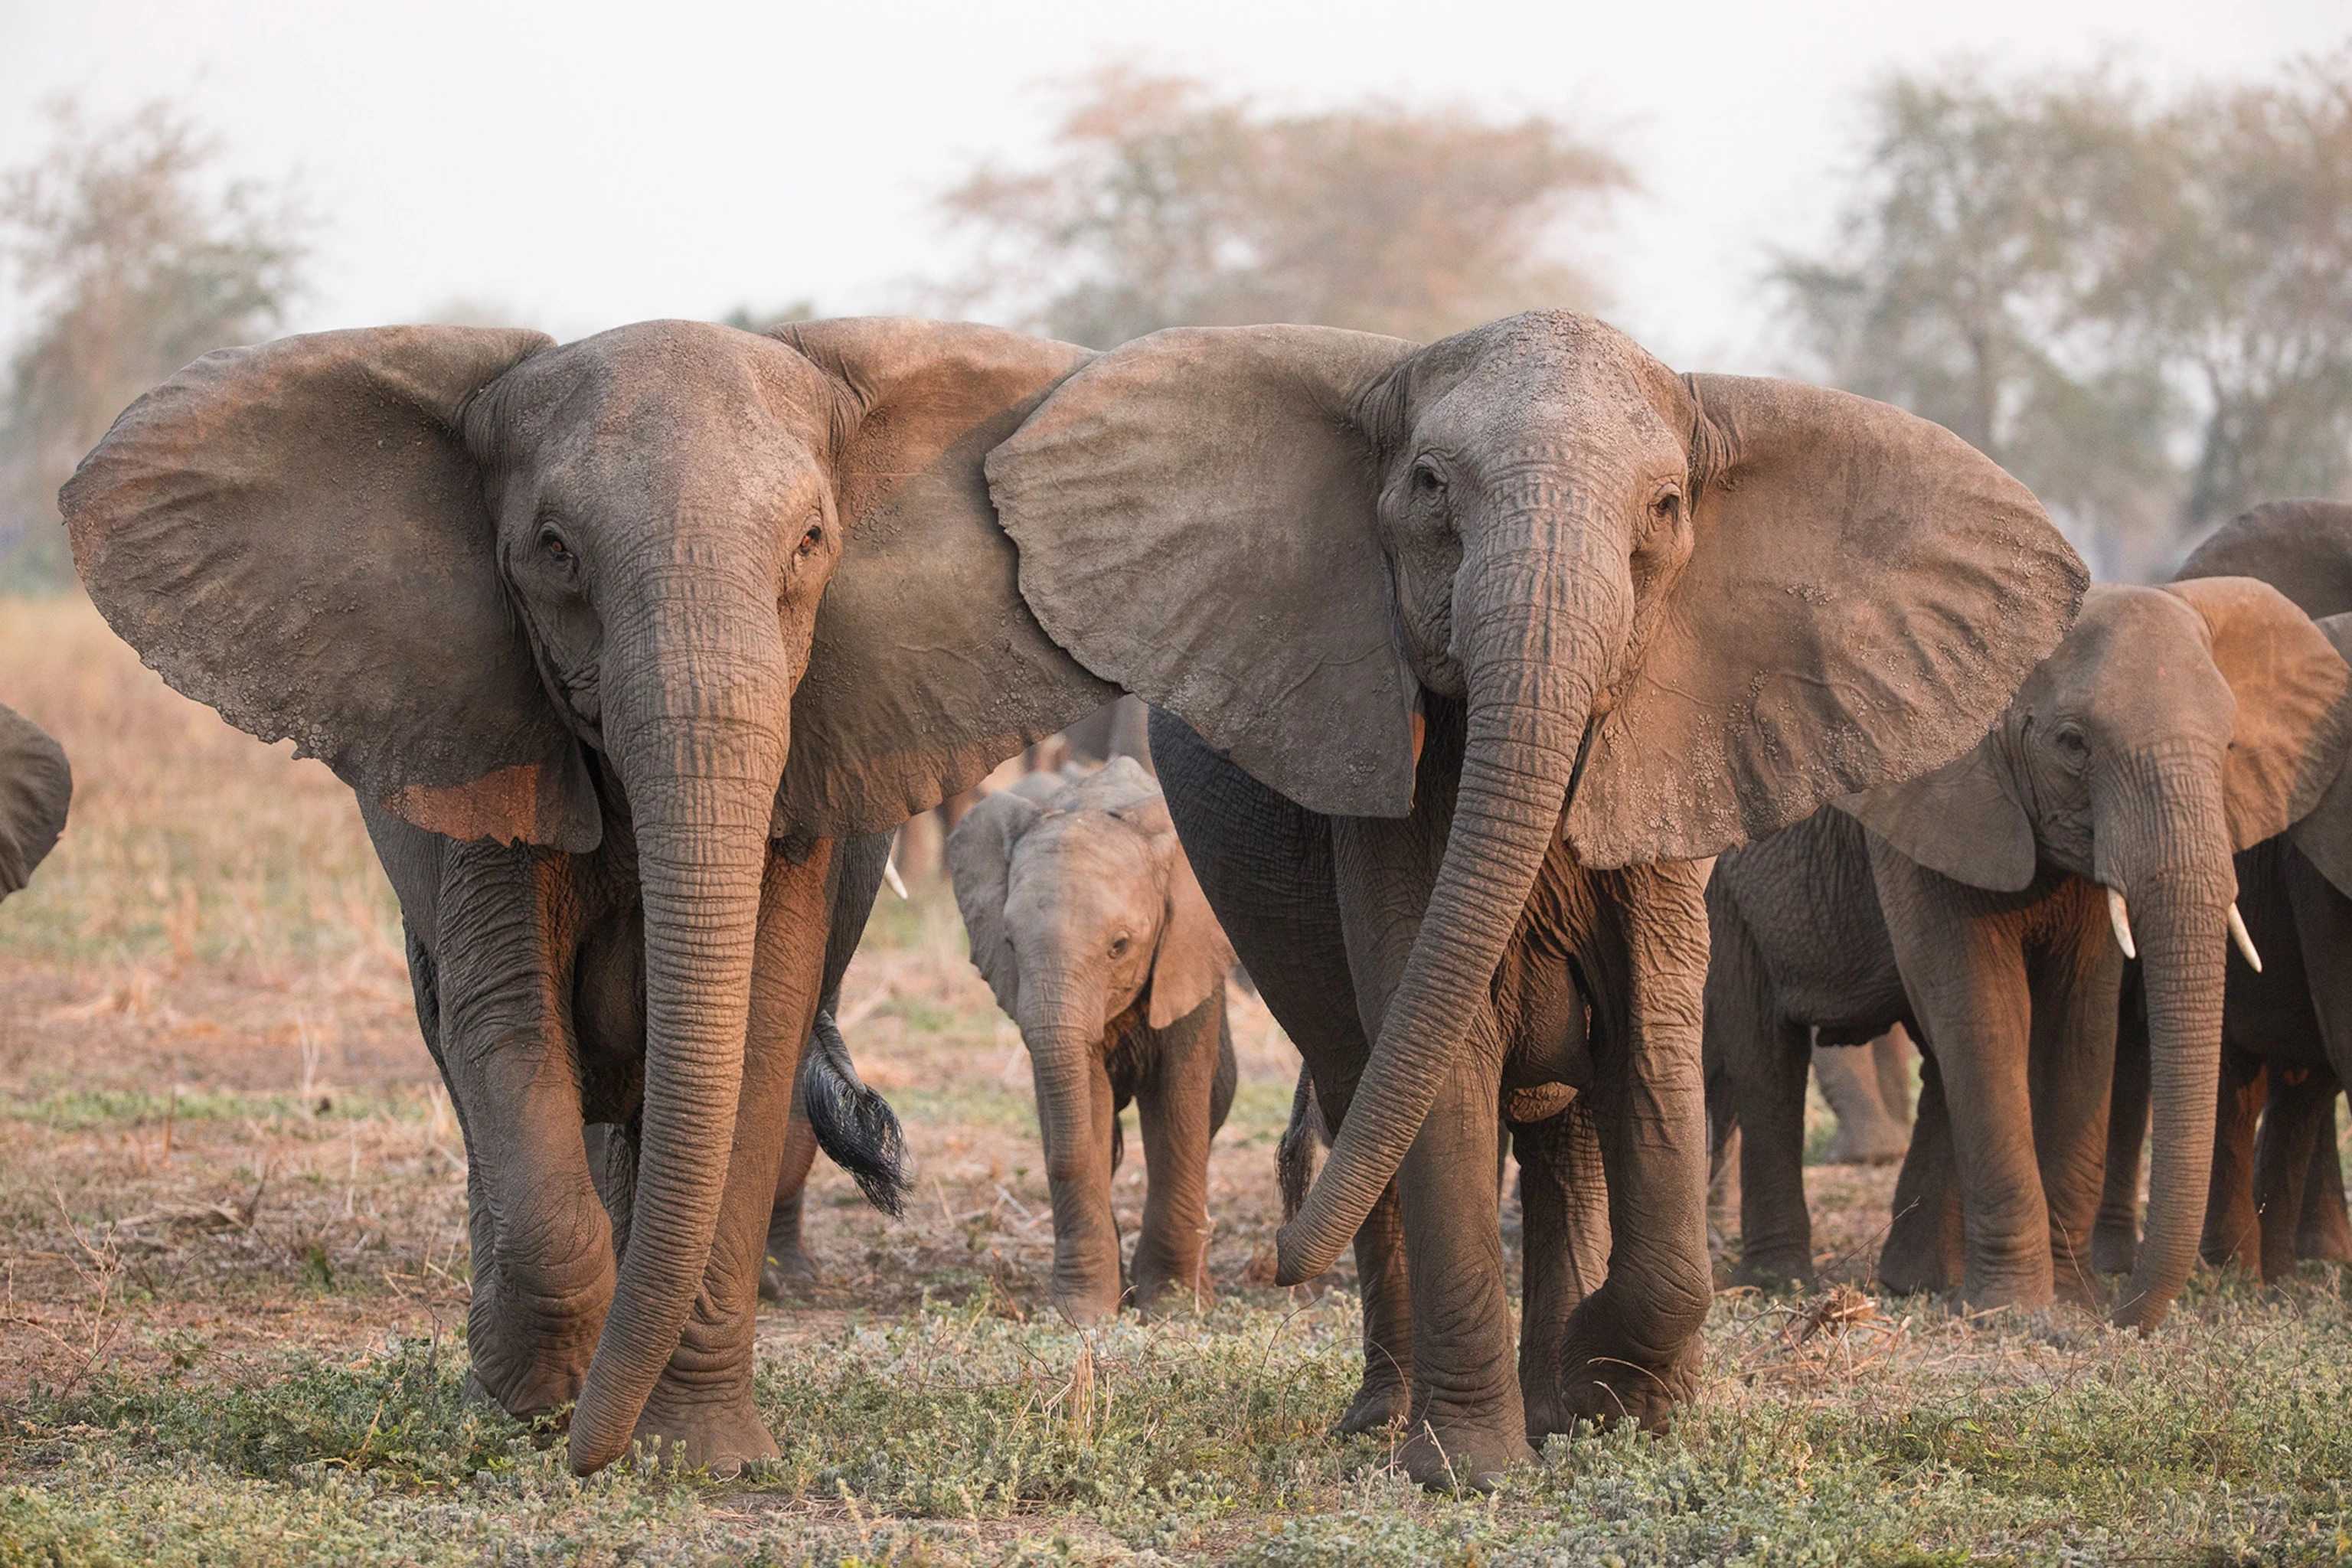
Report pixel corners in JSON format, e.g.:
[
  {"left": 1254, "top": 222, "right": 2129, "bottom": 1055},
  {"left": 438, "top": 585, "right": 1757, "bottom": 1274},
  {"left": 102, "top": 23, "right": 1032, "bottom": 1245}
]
[
  {"left": 934, "top": 67, "right": 1632, "bottom": 348},
  {"left": 0, "top": 100, "right": 306, "bottom": 592}
]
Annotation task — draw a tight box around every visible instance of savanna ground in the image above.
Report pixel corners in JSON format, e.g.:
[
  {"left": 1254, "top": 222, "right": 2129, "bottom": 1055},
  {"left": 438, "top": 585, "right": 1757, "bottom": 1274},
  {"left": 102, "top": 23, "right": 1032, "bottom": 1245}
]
[{"left": 1, "top": 597, "right": 2348, "bottom": 1566}]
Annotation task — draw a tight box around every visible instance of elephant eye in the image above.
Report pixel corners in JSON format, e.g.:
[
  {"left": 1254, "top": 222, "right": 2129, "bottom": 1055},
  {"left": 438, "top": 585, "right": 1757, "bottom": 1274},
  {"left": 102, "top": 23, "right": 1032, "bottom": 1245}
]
[
  {"left": 1109, "top": 933, "right": 1132, "bottom": 959},
  {"left": 2053, "top": 722, "right": 2091, "bottom": 760},
  {"left": 1411, "top": 460, "right": 1445, "bottom": 498},
  {"left": 1651, "top": 489, "right": 1683, "bottom": 525},
  {"left": 537, "top": 527, "right": 575, "bottom": 569},
  {"left": 795, "top": 520, "right": 825, "bottom": 559}
]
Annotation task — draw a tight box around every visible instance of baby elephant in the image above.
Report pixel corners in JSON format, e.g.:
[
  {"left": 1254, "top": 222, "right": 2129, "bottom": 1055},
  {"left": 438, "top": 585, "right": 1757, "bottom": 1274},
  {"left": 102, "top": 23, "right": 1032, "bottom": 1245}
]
[
  {"left": 0, "top": 703, "right": 70, "bottom": 904},
  {"left": 949, "top": 758, "right": 1236, "bottom": 1321}
]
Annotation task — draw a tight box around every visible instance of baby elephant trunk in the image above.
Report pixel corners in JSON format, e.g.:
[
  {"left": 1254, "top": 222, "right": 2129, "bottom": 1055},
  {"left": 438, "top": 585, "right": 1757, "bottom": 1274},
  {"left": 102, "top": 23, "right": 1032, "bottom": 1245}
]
[{"left": 1021, "top": 988, "right": 1123, "bottom": 1324}]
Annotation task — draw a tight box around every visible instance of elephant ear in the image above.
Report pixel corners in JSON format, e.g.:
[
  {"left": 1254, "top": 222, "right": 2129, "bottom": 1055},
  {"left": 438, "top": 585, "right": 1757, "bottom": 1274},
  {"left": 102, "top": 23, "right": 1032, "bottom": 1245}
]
[
  {"left": 0, "top": 704, "right": 70, "bottom": 901},
  {"left": 2176, "top": 499, "right": 2352, "bottom": 622},
  {"left": 59, "top": 326, "right": 600, "bottom": 851},
  {"left": 2163, "top": 577, "right": 2352, "bottom": 851},
  {"left": 2289, "top": 612, "right": 2352, "bottom": 897},
  {"left": 1084, "top": 759, "right": 1236, "bottom": 1029},
  {"left": 1566, "top": 375, "right": 2088, "bottom": 868},
  {"left": 946, "top": 787, "right": 1040, "bottom": 1017},
  {"left": 1836, "top": 731, "right": 2038, "bottom": 891},
  {"left": 771, "top": 319, "right": 1119, "bottom": 836},
  {"left": 988, "top": 325, "right": 1424, "bottom": 819}
]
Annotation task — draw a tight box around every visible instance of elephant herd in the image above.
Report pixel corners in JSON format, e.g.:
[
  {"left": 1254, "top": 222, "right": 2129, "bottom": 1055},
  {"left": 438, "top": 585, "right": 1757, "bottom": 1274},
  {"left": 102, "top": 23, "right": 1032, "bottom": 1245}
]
[{"left": 7, "top": 304, "right": 2337, "bottom": 1493}]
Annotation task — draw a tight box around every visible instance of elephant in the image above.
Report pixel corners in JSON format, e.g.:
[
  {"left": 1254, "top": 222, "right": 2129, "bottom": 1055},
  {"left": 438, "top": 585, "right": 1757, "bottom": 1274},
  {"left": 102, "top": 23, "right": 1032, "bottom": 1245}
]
[
  {"left": 1706, "top": 579, "right": 2352, "bottom": 1331},
  {"left": 1815, "top": 1027, "right": 1915, "bottom": 1166},
  {"left": 61, "top": 316, "right": 1116, "bottom": 1475},
  {"left": 984, "top": 310, "right": 2087, "bottom": 1487},
  {"left": 2095, "top": 498, "right": 2352, "bottom": 1281},
  {"left": 0, "top": 703, "right": 70, "bottom": 904}
]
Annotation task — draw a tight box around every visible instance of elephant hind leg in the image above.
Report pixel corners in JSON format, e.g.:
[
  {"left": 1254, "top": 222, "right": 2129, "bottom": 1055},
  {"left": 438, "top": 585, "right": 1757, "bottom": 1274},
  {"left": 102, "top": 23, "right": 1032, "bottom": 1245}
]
[{"left": 2296, "top": 1096, "right": 2352, "bottom": 1263}]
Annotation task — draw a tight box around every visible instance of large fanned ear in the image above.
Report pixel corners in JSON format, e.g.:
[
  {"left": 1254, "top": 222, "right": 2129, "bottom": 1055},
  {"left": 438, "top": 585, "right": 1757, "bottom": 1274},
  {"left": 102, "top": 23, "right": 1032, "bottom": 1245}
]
[
  {"left": 1837, "top": 733, "right": 2037, "bottom": 892},
  {"left": 0, "top": 704, "right": 70, "bottom": 901},
  {"left": 770, "top": 318, "right": 1119, "bottom": 836},
  {"left": 60, "top": 326, "right": 599, "bottom": 851},
  {"left": 945, "top": 788, "right": 1040, "bottom": 1017},
  {"left": 2176, "top": 499, "right": 2352, "bottom": 622},
  {"left": 989, "top": 325, "right": 1424, "bottom": 819},
  {"left": 2289, "top": 612, "right": 2352, "bottom": 897},
  {"left": 2163, "top": 577, "right": 2352, "bottom": 851},
  {"left": 1566, "top": 375, "right": 2087, "bottom": 868}
]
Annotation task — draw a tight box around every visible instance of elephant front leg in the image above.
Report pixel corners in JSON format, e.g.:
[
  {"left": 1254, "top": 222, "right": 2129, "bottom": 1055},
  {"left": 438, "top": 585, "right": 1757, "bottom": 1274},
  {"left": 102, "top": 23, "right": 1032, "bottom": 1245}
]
[
  {"left": 1393, "top": 1033, "right": 1530, "bottom": 1491},
  {"left": 1513, "top": 1096, "right": 1609, "bottom": 1445},
  {"left": 1129, "top": 998, "right": 1226, "bottom": 1316},
  {"left": 628, "top": 844, "right": 831, "bottom": 1475},
  {"left": 1550, "top": 862, "right": 1711, "bottom": 1437}
]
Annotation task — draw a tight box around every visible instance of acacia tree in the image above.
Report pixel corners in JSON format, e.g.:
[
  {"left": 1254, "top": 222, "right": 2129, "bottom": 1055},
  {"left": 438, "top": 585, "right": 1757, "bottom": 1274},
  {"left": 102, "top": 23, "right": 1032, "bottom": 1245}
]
[
  {"left": 0, "top": 100, "right": 305, "bottom": 591},
  {"left": 936, "top": 67, "right": 1632, "bottom": 347}
]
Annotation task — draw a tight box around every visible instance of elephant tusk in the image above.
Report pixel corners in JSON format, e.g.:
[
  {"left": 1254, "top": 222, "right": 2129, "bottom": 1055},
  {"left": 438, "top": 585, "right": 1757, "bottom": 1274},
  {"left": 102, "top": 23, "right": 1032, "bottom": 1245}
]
[
  {"left": 884, "top": 851, "right": 909, "bottom": 901},
  {"left": 2107, "top": 886, "right": 2138, "bottom": 961},
  {"left": 2227, "top": 902, "right": 2262, "bottom": 973}
]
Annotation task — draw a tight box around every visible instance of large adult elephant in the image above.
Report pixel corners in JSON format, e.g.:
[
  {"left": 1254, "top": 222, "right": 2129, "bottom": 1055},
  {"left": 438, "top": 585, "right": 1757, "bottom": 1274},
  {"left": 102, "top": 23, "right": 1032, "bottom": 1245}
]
[
  {"left": 986, "top": 312, "right": 2087, "bottom": 1487},
  {"left": 61, "top": 318, "right": 1116, "bottom": 1475},
  {"left": 0, "top": 703, "right": 70, "bottom": 903},
  {"left": 1710, "top": 580, "right": 2352, "bottom": 1327},
  {"left": 2096, "top": 500, "right": 2352, "bottom": 1280}
]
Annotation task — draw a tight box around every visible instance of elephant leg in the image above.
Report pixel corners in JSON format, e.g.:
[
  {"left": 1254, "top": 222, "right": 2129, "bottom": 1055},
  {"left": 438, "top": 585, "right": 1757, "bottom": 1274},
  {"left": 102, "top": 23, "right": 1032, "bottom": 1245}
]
[
  {"left": 758, "top": 1107, "right": 822, "bottom": 1301},
  {"left": 2093, "top": 975, "right": 2150, "bottom": 1275},
  {"left": 2252, "top": 1069, "right": 2332, "bottom": 1282},
  {"left": 1880, "top": 1046, "right": 1965, "bottom": 1294},
  {"left": 423, "top": 852, "right": 616, "bottom": 1421},
  {"left": 1873, "top": 1025, "right": 1916, "bottom": 1127},
  {"left": 2026, "top": 921, "right": 2122, "bottom": 1306},
  {"left": 1130, "top": 995, "right": 1226, "bottom": 1316},
  {"left": 629, "top": 843, "right": 832, "bottom": 1475},
  {"left": 2200, "top": 1050, "right": 2265, "bottom": 1272},
  {"left": 2297, "top": 1094, "right": 2352, "bottom": 1263},
  {"left": 1733, "top": 1020, "right": 1818, "bottom": 1289},
  {"left": 2288, "top": 858, "right": 2352, "bottom": 1266},
  {"left": 1818, "top": 1038, "right": 1911, "bottom": 1166},
  {"left": 1550, "top": 861, "right": 1711, "bottom": 1438},
  {"left": 1513, "top": 1096, "right": 1609, "bottom": 1446}
]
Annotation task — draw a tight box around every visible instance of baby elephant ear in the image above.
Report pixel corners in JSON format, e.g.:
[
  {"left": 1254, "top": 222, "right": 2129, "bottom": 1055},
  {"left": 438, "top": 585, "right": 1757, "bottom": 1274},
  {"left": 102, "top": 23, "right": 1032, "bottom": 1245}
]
[
  {"left": 0, "top": 704, "right": 70, "bottom": 900},
  {"left": 2164, "top": 577, "right": 2352, "bottom": 851},
  {"left": 1838, "top": 733, "right": 2038, "bottom": 892},
  {"left": 60, "top": 326, "right": 601, "bottom": 851},
  {"left": 946, "top": 788, "right": 1041, "bottom": 1018},
  {"left": 1097, "top": 767, "right": 1235, "bottom": 1031},
  {"left": 2290, "top": 611, "right": 2352, "bottom": 897}
]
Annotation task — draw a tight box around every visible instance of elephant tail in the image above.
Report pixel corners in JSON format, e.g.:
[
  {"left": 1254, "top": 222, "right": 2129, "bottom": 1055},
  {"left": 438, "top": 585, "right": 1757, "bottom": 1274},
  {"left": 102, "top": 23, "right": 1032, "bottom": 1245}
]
[
  {"left": 1276, "top": 1067, "right": 1328, "bottom": 1225},
  {"left": 802, "top": 1006, "right": 910, "bottom": 1218}
]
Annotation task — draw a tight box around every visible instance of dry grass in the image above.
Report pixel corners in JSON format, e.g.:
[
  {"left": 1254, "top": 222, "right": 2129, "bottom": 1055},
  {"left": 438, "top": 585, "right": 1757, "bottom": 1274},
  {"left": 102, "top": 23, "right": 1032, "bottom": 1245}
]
[{"left": 3, "top": 594, "right": 2350, "bottom": 1564}]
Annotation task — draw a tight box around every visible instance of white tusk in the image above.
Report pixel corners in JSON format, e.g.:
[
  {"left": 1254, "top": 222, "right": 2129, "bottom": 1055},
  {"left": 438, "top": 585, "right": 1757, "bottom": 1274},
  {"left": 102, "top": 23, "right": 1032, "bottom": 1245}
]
[
  {"left": 2227, "top": 902, "right": 2262, "bottom": 972},
  {"left": 884, "top": 851, "right": 909, "bottom": 901},
  {"left": 2107, "top": 886, "right": 2138, "bottom": 961}
]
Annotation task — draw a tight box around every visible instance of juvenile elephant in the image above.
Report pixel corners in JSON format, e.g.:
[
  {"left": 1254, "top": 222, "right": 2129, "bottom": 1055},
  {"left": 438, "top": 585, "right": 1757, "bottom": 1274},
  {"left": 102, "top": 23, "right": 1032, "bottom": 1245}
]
[
  {"left": 949, "top": 759, "right": 1234, "bottom": 1320},
  {"left": 64, "top": 317, "right": 1115, "bottom": 1474},
  {"left": 2096, "top": 500, "right": 2352, "bottom": 1280},
  {"left": 0, "top": 703, "right": 70, "bottom": 904},
  {"left": 987, "top": 311, "right": 2086, "bottom": 1486},
  {"left": 1708, "top": 580, "right": 2352, "bottom": 1329}
]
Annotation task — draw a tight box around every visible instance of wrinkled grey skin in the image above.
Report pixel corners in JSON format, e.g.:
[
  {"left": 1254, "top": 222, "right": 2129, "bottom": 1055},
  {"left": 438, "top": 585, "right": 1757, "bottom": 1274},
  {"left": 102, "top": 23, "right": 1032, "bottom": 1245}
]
[
  {"left": 1815, "top": 1027, "right": 1915, "bottom": 1166},
  {"left": 948, "top": 759, "right": 1236, "bottom": 1321},
  {"left": 1708, "top": 581, "right": 2352, "bottom": 1330},
  {"left": 0, "top": 704, "right": 70, "bottom": 905},
  {"left": 990, "top": 311, "right": 2087, "bottom": 1488},
  {"left": 2098, "top": 502, "right": 2352, "bottom": 1280},
  {"left": 368, "top": 812, "right": 902, "bottom": 1419},
  {"left": 61, "top": 318, "right": 1115, "bottom": 1476}
]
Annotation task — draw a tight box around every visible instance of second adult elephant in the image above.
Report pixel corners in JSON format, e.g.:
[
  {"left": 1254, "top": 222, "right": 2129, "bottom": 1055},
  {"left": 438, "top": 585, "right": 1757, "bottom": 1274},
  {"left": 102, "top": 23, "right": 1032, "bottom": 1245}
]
[
  {"left": 949, "top": 759, "right": 1236, "bottom": 1321},
  {"left": 0, "top": 703, "right": 70, "bottom": 906},
  {"left": 1709, "top": 580, "right": 2352, "bottom": 1327},
  {"left": 989, "top": 311, "right": 2086, "bottom": 1485}
]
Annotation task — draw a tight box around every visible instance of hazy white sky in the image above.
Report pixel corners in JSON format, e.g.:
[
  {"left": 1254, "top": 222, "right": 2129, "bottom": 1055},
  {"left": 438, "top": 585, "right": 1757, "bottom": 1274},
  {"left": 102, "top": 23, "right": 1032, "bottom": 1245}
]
[{"left": 3, "top": 0, "right": 2344, "bottom": 373}]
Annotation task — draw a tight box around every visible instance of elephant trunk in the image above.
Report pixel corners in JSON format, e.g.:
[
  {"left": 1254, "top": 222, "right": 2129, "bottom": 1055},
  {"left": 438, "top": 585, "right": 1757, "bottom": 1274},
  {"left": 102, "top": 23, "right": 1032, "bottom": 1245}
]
[
  {"left": 2100, "top": 753, "right": 2231, "bottom": 1332},
  {"left": 567, "top": 572, "right": 792, "bottom": 1475},
  {"left": 1021, "top": 979, "right": 1123, "bottom": 1322},
  {"left": 1275, "top": 496, "right": 1621, "bottom": 1285}
]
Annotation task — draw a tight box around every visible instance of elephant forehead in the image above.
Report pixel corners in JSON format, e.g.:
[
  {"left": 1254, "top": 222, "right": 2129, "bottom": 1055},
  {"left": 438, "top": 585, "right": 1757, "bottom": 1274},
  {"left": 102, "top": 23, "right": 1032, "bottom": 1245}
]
[
  {"left": 487, "top": 320, "right": 838, "bottom": 456},
  {"left": 1008, "top": 816, "right": 1155, "bottom": 908}
]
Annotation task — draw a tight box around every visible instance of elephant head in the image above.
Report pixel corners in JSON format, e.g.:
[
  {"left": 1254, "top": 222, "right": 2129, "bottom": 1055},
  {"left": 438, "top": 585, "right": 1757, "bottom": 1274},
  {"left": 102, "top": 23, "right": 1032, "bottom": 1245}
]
[
  {"left": 60, "top": 318, "right": 1113, "bottom": 1471},
  {"left": 1844, "top": 579, "right": 2352, "bottom": 1328},
  {"left": 0, "top": 703, "right": 70, "bottom": 902},
  {"left": 946, "top": 757, "right": 1232, "bottom": 1320},
  {"left": 986, "top": 311, "right": 2089, "bottom": 1282}
]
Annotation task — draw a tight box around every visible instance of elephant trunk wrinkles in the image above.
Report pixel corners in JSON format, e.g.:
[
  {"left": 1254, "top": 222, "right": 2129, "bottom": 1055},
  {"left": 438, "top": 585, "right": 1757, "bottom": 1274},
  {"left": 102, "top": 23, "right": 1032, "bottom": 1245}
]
[
  {"left": 2099, "top": 750, "right": 2231, "bottom": 1332},
  {"left": 1021, "top": 977, "right": 1123, "bottom": 1322},
  {"left": 568, "top": 567, "right": 792, "bottom": 1475},
  {"left": 1276, "top": 495, "right": 1621, "bottom": 1285}
]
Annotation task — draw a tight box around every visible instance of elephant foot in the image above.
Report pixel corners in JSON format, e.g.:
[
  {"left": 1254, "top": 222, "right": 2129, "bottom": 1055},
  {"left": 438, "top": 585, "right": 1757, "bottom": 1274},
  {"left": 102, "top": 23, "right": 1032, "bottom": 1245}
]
[
  {"left": 462, "top": 1364, "right": 580, "bottom": 1424},
  {"left": 625, "top": 1391, "right": 779, "bottom": 1478},
  {"left": 1958, "top": 1267, "right": 2054, "bottom": 1316},
  {"left": 1130, "top": 1264, "right": 1208, "bottom": 1321},
  {"left": 1334, "top": 1371, "right": 1410, "bottom": 1436},
  {"left": 1731, "top": 1249, "right": 1815, "bottom": 1293},
  {"left": 758, "top": 1245, "right": 821, "bottom": 1303},
  {"left": 1876, "top": 1234, "right": 1955, "bottom": 1296},
  {"left": 2300, "top": 1222, "right": 2352, "bottom": 1265},
  {"left": 1822, "top": 1125, "right": 1909, "bottom": 1166},
  {"left": 1398, "top": 1416, "right": 1533, "bottom": 1493},
  {"left": 2089, "top": 1217, "right": 2137, "bottom": 1276},
  {"left": 1549, "top": 1341, "right": 1698, "bottom": 1435}
]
